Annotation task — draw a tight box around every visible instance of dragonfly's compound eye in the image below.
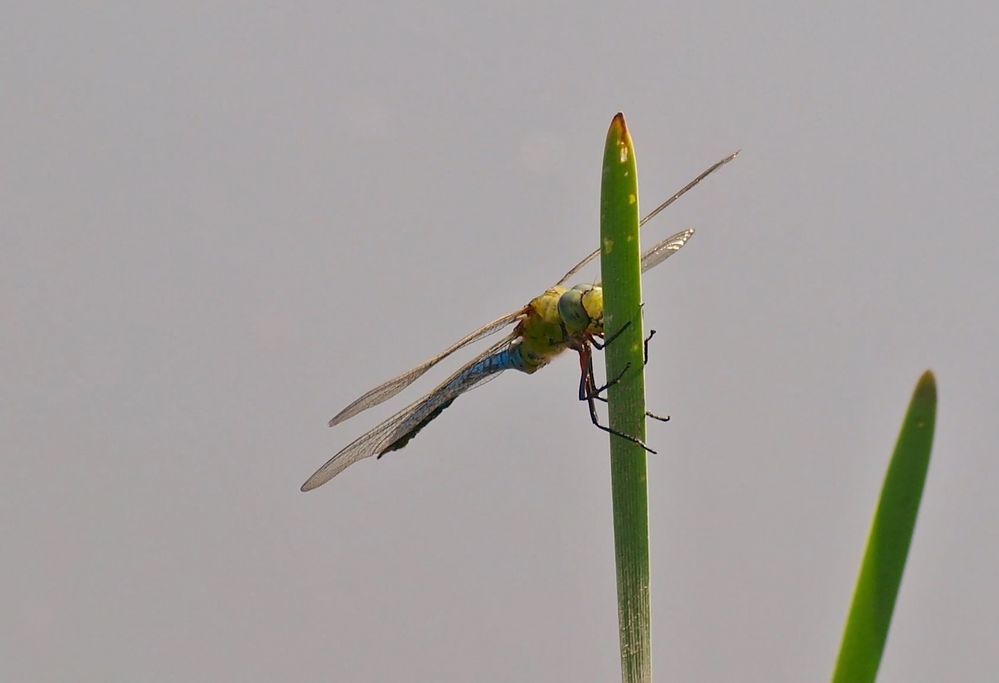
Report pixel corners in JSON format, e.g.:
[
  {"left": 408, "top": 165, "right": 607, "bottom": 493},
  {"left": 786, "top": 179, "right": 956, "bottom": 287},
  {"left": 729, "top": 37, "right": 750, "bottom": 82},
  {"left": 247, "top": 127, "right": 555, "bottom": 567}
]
[
  {"left": 559, "top": 284, "right": 603, "bottom": 335},
  {"left": 558, "top": 287, "right": 587, "bottom": 335}
]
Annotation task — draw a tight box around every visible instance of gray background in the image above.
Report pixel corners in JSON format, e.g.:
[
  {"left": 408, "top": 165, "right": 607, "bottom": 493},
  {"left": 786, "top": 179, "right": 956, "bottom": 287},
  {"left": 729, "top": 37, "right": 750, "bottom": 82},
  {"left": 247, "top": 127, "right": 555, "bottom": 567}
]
[{"left": 3, "top": 3, "right": 997, "bottom": 681}]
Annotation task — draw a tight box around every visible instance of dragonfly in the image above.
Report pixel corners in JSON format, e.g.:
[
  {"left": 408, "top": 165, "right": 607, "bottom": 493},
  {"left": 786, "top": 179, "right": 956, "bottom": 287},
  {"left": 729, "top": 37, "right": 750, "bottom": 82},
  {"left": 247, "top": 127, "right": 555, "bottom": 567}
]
[{"left": 301, "top": 151, "right": 738, "bottom": 491}]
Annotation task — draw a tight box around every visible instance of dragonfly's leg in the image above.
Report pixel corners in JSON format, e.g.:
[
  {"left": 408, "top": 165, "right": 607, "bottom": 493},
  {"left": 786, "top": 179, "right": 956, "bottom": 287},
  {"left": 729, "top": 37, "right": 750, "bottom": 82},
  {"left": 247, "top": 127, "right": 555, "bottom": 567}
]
[
  {"left": 593, "top": 304, "right": 645, "bottom": 351},
  {"left": 588, "top": 317, "right": 649, "bottom": 394},
  {"left": 588, "top": 379, "right": 669, "bottom": 422},
  {"left": 577, "top": 350, "right": 590, "bottom": 401},
  {"left": 589, "top": 396, "right": 670, "bottom": 423},
  {"left": 590, "top": 329, "right": 670, "bottom": 423},
  {"left": 577, "top": 346, "right": 658, "bottom": 454},
  {"left": 578, "top": 341, "right": 631, "bottom": 399},
  {"left": 595, "top": 326, "right": 655, "bottom": 362},
  {"left": 592, "top": 321, "right": 630, "bottom": 351},
  {"left": 591, "top": 362, "right": 632, "bottom": 396},
  {"left": 638, "top": 328, "right": 670, "bottom": 422},
  {"left": 591, "top": 321, "right": 626, "bottom": 351}
]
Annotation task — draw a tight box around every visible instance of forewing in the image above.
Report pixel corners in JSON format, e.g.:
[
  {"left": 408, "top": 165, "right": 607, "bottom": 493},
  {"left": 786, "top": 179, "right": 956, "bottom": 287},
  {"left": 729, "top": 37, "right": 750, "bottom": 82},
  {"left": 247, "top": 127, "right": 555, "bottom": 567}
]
[
  {"left": 328, "top": 309, "right": 525, "bottom": 427},
  {"left": 304, "top": 333, "right": 518, "bottom": 490},
  {"left": 553, "top": 151, "right": 738, "bottom": 287}
]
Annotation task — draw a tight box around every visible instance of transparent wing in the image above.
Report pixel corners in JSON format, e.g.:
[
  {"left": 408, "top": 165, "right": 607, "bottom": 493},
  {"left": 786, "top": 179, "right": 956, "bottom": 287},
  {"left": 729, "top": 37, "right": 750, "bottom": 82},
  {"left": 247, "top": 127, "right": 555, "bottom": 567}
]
[
  {"left": 328, "top": 309, "right": 526, "bottom": 427},
  {"left": 596, "top": 228, "right": 694, "bottom": 285},
  {"left": 639, "top": 227, "right": 695, "bottom": 274},
  {"left": 304, "top": 333, "right": 519, "bottom": 490},
  {"left": 554, "top": 151, "right": 739, "bottom": 287},
  {"left": 592, "top": 228, "right": 695, "bottom": 287}
]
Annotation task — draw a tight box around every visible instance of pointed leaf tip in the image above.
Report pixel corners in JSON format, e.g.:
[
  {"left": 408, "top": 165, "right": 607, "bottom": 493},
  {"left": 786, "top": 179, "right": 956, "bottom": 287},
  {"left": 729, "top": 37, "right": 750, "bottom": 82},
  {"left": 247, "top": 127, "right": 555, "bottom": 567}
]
[
  {"left": 909, "top": 370, "right": 937, "bottom": 417},
  {"left": 610, "top": 112, "right": 629, "bottom": 137}
]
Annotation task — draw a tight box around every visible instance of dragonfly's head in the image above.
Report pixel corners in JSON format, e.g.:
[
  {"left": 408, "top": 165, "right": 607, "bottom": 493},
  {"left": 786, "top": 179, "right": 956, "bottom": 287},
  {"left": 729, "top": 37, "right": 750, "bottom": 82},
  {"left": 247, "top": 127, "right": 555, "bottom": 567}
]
[{"left": 559, "top": 284, "right": 604, "bottom": 337}]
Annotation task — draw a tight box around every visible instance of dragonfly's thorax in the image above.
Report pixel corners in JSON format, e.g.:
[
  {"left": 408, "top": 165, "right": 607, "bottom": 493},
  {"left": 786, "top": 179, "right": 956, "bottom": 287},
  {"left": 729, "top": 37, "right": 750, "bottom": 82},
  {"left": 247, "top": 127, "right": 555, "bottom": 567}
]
[{"left": 510, "top": 287, "right": 568, "bottom": 372}]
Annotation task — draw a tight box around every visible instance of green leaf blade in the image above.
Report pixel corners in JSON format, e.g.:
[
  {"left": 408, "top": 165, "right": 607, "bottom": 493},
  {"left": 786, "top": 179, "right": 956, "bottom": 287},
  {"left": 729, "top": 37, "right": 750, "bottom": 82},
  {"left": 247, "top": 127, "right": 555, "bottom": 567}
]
[{"left": 832, "top": 370, "right": 938, "bottom": 683}]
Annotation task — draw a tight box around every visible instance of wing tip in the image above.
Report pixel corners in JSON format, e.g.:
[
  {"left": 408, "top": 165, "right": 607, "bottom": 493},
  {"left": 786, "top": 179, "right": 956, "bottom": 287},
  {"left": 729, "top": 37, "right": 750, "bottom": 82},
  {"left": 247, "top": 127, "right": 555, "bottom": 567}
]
[
  {"left": 300, "top": 475, "right": 323, "bottom": 492},
  {"left": 328, "top": 407, "right": 354, "bottom": 427}
]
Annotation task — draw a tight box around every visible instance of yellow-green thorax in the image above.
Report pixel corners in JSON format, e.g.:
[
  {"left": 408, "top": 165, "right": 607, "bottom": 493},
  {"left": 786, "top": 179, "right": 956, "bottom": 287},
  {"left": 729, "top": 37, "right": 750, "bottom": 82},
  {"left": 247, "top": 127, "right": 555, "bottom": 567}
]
[{"left": 513, "top": 284, "right": 604, "bottom": 373}]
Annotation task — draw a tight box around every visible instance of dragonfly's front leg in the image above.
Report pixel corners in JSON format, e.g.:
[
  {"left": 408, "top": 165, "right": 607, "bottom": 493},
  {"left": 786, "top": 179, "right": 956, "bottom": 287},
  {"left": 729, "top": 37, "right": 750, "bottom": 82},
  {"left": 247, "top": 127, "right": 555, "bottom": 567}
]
[{"left": 592, "top": 303, "right": 647, "bottom": 352}]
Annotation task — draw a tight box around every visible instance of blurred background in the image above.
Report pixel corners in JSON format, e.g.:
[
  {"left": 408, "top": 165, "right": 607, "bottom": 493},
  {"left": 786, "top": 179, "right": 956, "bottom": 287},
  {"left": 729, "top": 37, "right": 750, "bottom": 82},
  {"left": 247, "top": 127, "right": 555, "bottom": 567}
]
[{"left": 3, "top": 3, "right": 997, "bottom": 681}]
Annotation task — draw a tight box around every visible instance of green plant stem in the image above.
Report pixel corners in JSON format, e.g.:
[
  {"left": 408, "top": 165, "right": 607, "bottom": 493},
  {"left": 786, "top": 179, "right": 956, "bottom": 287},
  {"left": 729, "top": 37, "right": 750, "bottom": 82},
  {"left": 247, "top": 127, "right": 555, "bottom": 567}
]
[{"left": 600, "top": 113, "right": 651, "bottom": 683}]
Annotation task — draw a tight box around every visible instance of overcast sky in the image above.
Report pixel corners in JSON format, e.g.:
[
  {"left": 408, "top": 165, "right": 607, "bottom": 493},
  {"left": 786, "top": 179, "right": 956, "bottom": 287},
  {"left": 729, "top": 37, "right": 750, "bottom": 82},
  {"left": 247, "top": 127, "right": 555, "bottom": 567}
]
[{"left": 3, "top": 2, "right": 998, "bottom": 681}]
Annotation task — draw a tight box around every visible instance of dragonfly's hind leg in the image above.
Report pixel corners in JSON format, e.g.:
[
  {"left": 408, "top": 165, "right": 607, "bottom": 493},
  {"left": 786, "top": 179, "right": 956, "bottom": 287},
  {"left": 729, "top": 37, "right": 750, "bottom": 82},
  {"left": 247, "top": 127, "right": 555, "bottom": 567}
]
[{"left": 576, "top": 345, "right": 658, "bottom": 454}]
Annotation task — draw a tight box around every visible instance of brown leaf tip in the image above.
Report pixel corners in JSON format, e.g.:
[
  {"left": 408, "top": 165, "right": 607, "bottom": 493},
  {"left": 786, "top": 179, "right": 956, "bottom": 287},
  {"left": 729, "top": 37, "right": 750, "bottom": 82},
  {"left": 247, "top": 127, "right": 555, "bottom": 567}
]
[
  {"left": 610, "top": 112, "right": 629, "bottom": 136},
  {"left": 915, "top": 369, "right": 937, "bottom": 401}
]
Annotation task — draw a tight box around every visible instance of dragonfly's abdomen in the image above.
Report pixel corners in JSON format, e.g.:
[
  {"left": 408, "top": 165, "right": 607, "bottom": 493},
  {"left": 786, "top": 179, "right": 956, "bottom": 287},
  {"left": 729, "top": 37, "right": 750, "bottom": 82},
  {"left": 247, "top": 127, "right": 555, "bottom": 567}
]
[
  {"left": 381, "top": 350, "right": 517, "bottom": 455},
  {"left": 382, "top": 397, "right": 456, "bottom": 453}
]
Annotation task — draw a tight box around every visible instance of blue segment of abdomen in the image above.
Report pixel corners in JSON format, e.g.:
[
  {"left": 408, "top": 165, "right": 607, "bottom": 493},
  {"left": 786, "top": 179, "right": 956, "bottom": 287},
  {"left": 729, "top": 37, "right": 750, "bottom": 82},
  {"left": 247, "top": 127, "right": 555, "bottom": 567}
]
[
  {"left": 487, "top": 345, "right": 532, "bottom": 373},
  {"left": 444, "top": 347, "right": 525, "bottom": 391}
]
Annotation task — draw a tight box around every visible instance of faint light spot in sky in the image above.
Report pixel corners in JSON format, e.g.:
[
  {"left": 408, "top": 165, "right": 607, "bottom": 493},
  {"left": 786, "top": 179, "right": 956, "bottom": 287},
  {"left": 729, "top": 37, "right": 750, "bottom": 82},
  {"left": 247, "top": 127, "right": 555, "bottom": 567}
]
[
  {"left": 343, "top": 94, "right": 391, "bottom": 140},
  {"left": 518, "top": 132, "right": 566, "bottom": 175}
]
